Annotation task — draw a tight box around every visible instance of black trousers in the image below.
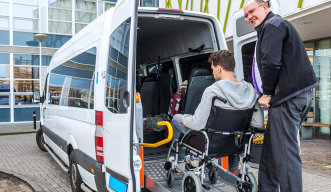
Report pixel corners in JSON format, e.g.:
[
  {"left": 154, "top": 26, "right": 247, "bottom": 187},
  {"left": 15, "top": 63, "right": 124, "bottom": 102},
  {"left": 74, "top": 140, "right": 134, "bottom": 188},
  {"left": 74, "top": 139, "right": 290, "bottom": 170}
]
[{"left": 258, "top": 90, "right": 313, "bottom": 192}]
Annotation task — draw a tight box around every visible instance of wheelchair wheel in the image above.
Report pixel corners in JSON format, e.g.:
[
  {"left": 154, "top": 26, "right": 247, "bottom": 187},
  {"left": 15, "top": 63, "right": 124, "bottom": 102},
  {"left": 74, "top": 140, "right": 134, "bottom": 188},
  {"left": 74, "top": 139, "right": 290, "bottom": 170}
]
[
  {"left": 182, "top": 171, "right": 202, "bottom": 192},
  {"left": 236, "top": 171, "right": 257, "bottom": 192},
  {"left": 166, "top": 169, "right": 175, "bottom": 188},
  {"left": 208, "top": 166, "right": 218, "bottom": 184}
]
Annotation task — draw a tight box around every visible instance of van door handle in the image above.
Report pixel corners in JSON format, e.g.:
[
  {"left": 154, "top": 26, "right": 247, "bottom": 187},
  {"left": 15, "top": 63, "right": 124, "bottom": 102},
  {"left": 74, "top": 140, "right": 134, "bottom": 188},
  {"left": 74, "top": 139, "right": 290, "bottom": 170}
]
[{"left": 121, "top": 91, "right": 130, "bottom": 111}]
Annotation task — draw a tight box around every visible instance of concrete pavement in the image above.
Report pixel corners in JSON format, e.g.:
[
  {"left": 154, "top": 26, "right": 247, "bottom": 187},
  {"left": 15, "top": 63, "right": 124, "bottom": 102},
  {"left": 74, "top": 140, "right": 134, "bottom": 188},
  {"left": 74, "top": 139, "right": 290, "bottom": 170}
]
[{"left": 0, "top": 128, "right": 330, "bottom": 191}]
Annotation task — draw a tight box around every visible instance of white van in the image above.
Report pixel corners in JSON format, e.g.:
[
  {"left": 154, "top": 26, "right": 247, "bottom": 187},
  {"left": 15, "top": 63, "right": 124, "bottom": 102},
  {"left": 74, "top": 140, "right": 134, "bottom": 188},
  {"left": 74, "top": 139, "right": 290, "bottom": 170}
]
[{"left": 32, "top": 0, "right": 257, "bottom": 191}]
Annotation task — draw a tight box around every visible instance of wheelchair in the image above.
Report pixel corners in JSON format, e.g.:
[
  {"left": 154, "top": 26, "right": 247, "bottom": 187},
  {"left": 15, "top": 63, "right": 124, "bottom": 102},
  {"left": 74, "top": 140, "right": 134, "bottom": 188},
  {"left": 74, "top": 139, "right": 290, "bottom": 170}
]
[{"left": 164, "top": 96, "right": 265, "bottom": 192}]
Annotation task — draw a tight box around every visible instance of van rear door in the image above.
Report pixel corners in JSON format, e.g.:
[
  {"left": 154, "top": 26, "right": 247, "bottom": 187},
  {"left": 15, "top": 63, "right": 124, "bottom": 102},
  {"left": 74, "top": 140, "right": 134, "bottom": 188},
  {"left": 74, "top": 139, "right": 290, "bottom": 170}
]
[{"left": 102, "top": 0, "right": 139, "bottom": 192}]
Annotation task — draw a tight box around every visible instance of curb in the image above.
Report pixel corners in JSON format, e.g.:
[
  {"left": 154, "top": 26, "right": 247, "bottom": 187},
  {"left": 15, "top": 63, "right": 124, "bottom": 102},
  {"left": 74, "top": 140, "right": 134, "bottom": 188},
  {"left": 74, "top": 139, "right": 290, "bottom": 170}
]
[
  {"left": 0, "top": 168, "right": 43, "bottom": 192},
  {"left": 0, "top": 130, "right": 37, "bottom": 136}
]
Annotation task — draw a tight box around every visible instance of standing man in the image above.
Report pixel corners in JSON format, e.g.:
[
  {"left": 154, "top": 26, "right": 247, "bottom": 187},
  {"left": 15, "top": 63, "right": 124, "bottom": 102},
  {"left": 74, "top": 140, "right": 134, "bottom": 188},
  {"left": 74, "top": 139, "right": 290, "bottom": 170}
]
[{"left": 244, "top": 0, "right": 317, "bottom": 192}]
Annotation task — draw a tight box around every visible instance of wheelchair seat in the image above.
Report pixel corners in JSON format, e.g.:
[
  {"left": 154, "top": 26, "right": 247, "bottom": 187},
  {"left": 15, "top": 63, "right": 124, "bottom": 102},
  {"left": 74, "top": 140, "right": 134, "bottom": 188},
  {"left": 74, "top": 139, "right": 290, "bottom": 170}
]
[{"left": 181, "top": 96, "right": 254, "bottom": 158}]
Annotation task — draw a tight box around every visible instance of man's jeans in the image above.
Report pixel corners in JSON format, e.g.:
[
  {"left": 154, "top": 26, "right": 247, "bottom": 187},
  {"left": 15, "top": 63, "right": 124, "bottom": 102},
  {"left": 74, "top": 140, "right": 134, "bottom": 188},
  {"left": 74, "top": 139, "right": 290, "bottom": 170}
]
[{"left": 172, "top": 115, "right": 188, "bottom": 161}]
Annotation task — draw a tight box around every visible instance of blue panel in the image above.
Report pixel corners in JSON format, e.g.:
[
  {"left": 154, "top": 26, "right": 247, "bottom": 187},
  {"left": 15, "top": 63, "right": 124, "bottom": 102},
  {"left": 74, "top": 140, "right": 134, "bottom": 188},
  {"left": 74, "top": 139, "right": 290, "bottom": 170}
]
[
  {"left": 42, "top": 55, "right": 52, "bottom": 66},
  {"left": 0, "top": 30, "right": 9, "bottom": 45},
  {"left": 0, "top": 53, "right": 10, "bottom": 64},
  {"left": 109, "top": 176, "right": 127, "bottom": 192},
  {"left": 0, "top": 108, "right": 10, "bottom": 122},
  {"left": 14, "top": 107, "right": 40, "bottom": 122},
  {"left": 41, "top": 34, "right": 71, "bottom": 48},
  {"left": 13, "top": 54, "right": 40, "bottom": 65},
  {"left": 13, "top": 32, "right": 38, "bottom": 47}
]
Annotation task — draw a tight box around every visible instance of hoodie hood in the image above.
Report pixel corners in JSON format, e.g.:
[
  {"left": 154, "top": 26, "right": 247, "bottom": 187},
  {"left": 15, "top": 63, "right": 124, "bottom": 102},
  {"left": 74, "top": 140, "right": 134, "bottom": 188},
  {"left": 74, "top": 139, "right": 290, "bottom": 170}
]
[{"left": 210, "top": 80, "right": 258, "bottom": 109}]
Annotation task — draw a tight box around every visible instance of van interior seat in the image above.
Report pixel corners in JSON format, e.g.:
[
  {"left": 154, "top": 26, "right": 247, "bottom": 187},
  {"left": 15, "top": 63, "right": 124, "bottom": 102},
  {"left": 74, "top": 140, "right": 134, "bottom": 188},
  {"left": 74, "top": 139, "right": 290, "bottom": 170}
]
[
  {"left": 140, "top": 75, "right": 159, "bottom": 117},
  {"left": 158, "top": 68, "right": 175, "bottom": 114},
  {"left": 182, "top": 68, "right": 214, "bottom": 115}
]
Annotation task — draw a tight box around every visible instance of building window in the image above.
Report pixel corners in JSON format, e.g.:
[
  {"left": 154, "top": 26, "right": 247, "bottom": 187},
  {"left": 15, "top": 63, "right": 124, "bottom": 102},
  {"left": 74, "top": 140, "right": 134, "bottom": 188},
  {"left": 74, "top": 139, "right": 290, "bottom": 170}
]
[
  {"left": 75, "top": 0, "right": 97, "bottom": 33},
  {"left": 140, "top": 0, "right": 159, "bottom": 7},
  {"left": 48, "top": 0, "right": 72, "bottom": 34},
  {"left": 13, "top": 31, "right": 39, "bottom": 46},
  {"left": 12, "top": 1, "right": 39, "bottom": 32},
  {"left": 105, "top": 18, "right": 130, "bottom": 114}
]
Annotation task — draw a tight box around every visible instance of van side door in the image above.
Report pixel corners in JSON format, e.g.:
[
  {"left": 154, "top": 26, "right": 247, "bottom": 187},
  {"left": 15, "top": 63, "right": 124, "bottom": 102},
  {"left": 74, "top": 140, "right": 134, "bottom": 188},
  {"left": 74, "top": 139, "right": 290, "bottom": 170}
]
[{"left": 102, "top": 0, "right": 139, "bottom": 192}]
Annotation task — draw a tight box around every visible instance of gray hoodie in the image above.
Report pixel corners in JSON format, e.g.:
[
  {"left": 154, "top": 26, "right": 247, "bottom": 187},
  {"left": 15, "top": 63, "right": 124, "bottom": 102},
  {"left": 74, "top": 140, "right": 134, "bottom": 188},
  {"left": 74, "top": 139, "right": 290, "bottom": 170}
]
[{"left": 174, "top": 80, "right": 264, "bottom": 131}]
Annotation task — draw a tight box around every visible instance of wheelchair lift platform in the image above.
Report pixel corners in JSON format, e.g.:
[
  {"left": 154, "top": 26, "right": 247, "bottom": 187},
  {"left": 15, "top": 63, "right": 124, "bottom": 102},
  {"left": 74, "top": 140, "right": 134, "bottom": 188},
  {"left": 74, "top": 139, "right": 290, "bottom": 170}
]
[{"left": 144, "top": 160, "right": 238, "bottom": 192}]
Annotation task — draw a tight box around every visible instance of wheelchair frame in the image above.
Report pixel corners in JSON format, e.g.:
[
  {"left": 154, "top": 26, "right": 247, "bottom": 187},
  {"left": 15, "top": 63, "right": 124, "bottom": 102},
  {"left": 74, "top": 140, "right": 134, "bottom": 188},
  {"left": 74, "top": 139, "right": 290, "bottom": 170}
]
[{"left": 165, "top": 128, "right": 259, "bottom": 192}]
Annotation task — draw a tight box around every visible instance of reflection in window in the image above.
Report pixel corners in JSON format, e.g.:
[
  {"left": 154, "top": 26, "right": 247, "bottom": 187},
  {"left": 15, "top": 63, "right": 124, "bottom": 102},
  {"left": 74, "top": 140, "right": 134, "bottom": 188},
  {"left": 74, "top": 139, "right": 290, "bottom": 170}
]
[
  {"left": 14, "top": 80, "right": 39, "bottom": 92},
  {"left": 105, "top": 19, "right": 130, "bottom": 114},
  {"left": 0, "top": 2, "right": 9, "bottom": 16},
  {"left": 0, "top": 95, "right": 9, "bottom": 105},
  {"left": 14, "top": 66, "right": 39, "bottom": 79},
  {"left": 13, "top": 4, "right": 39, "bottom": 19},
  {"left": 75, "top": 11, "right": 96, "bottom": 23},
  {"left": 41, "top": 34, "right": 71, "bottom": 48},
  {"left": 0, "top": 17, "right": 9, "bottom": 29},
  {"left": 13, "top": 18, "right": 39, "bottom": 32},
  {"left": 49, "top": 47, "right": 96, "bottom": 109},
  {"left": 0, "top": 80, "right": 10, "bottom": 92},
  {"left": 13, "top": 32, "right": 38, "bottom": 46},
  {"left": 49, "top": 8, "right": 72, "bottom": 21},
  {"left": 0, "top": 53, "right": 9, "bottom": 64},
  {"left": 0, "top": 66, "right": 10, "bottom": 78},
  {"left": 13, "top": 0, "right": 39, "bottom": 5},
  {"left": 13, "top": 54, "right": 40, "bottom": 65},
  {"left": 48, "top": 0, "right": 72, "bottom": 9},
  {"left": 104, "top": 2, "right": 116, "bottom": 11},
  {"left": 15, "top": 95, "right": 33, "bottom": 105},
  {"left": 0, "top": 30, "right": 9, "bottom": 45},
  {"left": 48, "top": 74, "right": 64, "bottom": 105},
  {"left": 76, "top": 0, "right": 96, "bottom": 11},
  {"left": 49, "top": 21, "right": 72, "bottom": 34}
]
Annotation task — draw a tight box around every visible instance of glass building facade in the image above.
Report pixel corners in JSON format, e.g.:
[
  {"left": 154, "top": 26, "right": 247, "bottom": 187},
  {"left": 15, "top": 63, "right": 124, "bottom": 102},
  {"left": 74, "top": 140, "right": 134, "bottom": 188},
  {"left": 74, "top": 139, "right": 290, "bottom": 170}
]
[
  {"left": 305, "top": 39, "right": 331, "bottom": 134},
  {"left": 0, "top": 0, "right": 157, "bottom": 123}
]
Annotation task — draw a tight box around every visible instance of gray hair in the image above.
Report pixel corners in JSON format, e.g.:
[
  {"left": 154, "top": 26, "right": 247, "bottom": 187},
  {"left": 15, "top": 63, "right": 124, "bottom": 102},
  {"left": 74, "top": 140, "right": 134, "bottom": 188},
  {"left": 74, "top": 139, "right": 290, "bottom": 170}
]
[{"left": 245, "top": 0, "right": 269, "bottom": 6}]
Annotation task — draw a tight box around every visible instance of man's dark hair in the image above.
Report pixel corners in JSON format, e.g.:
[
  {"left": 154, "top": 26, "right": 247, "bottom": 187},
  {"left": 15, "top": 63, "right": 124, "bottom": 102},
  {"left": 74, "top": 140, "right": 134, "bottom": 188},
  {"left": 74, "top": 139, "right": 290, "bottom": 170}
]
[{"left": 208, "top": 50, "right": 235, "bottom": 72}]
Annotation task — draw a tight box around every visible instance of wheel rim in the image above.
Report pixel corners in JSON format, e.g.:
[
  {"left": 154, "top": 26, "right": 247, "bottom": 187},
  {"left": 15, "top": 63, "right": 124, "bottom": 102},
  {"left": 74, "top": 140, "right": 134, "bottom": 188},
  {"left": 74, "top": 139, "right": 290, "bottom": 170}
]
[
  {"left": 209, "top": 169, "right": 217, "bottom": 183},
  {"left": 184, "top": 176, "right": 196, "bottom": 192}
]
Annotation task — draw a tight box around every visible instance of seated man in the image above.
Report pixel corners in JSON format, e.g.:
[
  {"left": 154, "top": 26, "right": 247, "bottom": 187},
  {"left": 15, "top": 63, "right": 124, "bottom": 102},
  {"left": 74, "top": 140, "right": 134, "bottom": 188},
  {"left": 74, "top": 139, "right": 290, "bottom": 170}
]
[{"left": 172, "top": 50, "right": 263, "bottom": 164}]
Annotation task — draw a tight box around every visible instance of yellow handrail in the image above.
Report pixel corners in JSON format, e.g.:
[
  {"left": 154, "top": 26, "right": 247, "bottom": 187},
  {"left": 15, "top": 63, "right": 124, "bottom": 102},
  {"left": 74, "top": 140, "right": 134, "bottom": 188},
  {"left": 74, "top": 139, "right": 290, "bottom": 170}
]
[
  {"left": 139, "top": 121, "right": 173, "bottom": 148},
  {"left": 253, "top": 137, "right": 264, "bottom": 143}
]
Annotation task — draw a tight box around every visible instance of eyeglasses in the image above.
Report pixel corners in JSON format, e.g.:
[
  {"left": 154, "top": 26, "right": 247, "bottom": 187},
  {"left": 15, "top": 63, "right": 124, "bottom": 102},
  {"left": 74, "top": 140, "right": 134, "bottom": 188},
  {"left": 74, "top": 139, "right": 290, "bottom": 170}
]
[{"left": 244, "top": 4, "right": 263, "bottom": 19}]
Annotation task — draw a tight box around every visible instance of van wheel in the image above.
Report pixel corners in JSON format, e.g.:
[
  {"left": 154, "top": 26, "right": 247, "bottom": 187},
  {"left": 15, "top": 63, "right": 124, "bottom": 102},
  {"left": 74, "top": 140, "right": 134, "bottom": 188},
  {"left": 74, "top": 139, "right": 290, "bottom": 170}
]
[
  {"left": 36, "top": 128, "right": 47, "bottom": 152},
  {"left": 182, "top": 171, "right": 202, "bottom": 192},
  {"left": 69, "top": 152, "right": 83, "bottom": 192}
]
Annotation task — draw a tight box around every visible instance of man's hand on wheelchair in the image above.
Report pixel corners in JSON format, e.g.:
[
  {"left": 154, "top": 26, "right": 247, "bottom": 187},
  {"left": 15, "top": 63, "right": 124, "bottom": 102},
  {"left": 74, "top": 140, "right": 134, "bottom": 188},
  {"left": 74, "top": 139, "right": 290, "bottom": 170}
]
[{"left": 258, "top": 95, "right": 271, "bottom": 108}]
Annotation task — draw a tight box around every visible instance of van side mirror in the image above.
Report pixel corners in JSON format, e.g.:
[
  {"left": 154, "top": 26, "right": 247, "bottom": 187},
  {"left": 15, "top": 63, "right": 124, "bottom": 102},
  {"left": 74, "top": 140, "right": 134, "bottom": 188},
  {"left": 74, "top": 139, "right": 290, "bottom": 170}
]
[{"left": 33, "top": 91, "right": 40, "bottom": 103}]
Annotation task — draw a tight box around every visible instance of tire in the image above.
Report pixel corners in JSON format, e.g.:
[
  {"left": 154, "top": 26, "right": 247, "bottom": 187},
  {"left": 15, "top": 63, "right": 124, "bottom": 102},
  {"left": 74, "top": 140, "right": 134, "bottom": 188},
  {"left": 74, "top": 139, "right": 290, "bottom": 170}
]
[
  {"left": 208, "top": 166, "right": 218, "bottom": 184},
  {"left": 236, "top": 171, "right": 257, "bottom": 192},
  {"left": 166, "top": 169, "right": 175, "bottom": 188},
  {"left": 69, "top": 152, "right": 83, "bottom": 192},
  {"left": 182, "top": 171, "right": 202, "bottom": 192},
  {"left": 36, "top": 128, "right": 47, "bottom": 152}
]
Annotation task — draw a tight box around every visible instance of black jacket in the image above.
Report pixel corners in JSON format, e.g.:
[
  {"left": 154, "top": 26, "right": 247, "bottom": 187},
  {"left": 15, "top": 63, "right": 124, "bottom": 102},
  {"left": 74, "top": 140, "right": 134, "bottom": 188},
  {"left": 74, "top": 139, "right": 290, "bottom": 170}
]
[{"left": 255, "top": 12, "right": 317, "bottom": 107}]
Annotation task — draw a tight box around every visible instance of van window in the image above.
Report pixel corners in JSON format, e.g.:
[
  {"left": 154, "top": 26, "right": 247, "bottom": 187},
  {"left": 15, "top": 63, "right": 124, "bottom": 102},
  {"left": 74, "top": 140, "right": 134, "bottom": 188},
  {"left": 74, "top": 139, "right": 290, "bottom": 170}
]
[
  {"left": 241, "top": 41, "right": 255, "bottom": 84},
  {"left": 48, "top": 47, "right": 96, "bottom": 109},
  {"left": 105, "top": 19, "right": 130, "bottom": 113}
]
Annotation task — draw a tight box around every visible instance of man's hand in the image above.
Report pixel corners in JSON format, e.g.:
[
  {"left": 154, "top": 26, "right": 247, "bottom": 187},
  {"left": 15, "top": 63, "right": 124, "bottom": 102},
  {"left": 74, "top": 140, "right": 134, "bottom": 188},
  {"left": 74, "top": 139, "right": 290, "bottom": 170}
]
[
  {"left": 258, "top": 95, "right": 271, "bottom": 108},
  {"left": 179, "top": 121, "right": 184, "bottom": 126}
]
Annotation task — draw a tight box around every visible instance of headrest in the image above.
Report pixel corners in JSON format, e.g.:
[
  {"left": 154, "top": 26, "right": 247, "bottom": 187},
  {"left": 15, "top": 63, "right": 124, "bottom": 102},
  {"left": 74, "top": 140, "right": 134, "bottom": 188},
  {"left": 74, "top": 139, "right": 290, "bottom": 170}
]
[{"left": 189, "top": 68, "right": 212, "bottom": 80}]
